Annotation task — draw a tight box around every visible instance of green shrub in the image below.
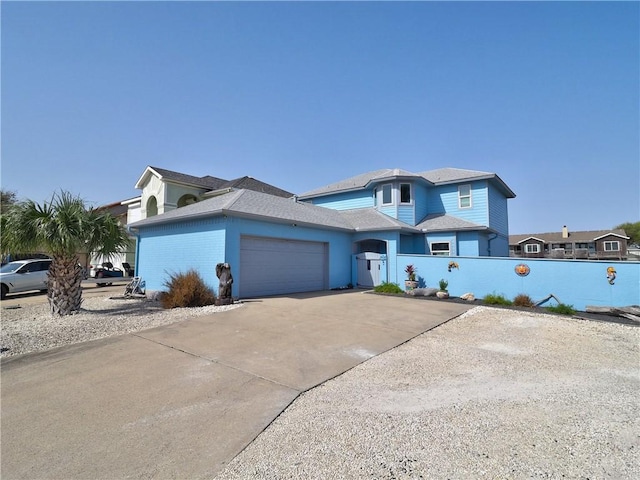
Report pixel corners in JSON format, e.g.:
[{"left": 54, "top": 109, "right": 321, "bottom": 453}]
[
  {"left": 545, "top": 304, "right": 576, "bottom": 316},
  {"left": 438, "top": 279, "right": 449, "bottom": 292},
  {"left": 374, "top": 282, "right": 404, "bottom": 294},
  {"left": 482, "top": 293, "right": 513, "bottom": 306},
  {"left": 513, "top": 293, "right": 534, "bottom": 307},
  {"left": 161, "top": 269, "right": 216, "bottom": 309}
]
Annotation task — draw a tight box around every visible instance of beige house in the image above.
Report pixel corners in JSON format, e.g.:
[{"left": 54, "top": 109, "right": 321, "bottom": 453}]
[{"left": 91, "top": 166, "right": 293, "bottom": 274}]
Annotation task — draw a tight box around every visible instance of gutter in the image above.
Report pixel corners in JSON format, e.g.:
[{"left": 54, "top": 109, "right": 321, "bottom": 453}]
[{"left": 487, "top": 232, "right": 498, "bottom": 256}]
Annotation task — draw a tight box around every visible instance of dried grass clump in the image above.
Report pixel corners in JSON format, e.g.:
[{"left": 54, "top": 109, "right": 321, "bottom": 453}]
[
  {"left": 160, "top": 269, "right": 216, "bottom": 309},
  {"left": 513, "top": 293, "right": 534, "bottom": 307}
]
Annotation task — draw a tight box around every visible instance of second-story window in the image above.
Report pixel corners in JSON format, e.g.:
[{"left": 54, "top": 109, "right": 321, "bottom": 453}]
[
  {"left": 400, "top": 183, "right": 411, "bottom": 204},
  {"left": 458, "top": 184, "right": 472, "bottom": 208},
  {"left": 382, "top": 184, "right": 392, "bottom": 205}
]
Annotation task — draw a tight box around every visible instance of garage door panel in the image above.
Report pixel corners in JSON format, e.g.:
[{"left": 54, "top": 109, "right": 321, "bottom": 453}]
[{"left": 240, "top": 236, "right": 327, "bottom": 297}]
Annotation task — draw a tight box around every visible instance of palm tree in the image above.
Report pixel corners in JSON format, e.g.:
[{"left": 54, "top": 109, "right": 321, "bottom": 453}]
[{"left": 1, "top": 191, "right": 131, "bottom": 315}]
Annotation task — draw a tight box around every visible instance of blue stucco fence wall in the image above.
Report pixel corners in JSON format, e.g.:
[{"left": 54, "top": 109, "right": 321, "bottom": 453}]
[{"left": 397, "top": 254, "right": 640, "bottom": 311}]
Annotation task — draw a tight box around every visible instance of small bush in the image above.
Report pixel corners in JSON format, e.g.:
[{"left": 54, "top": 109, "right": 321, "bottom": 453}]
[
  {"left": 482, "top": 293, "right": 513, "bottom": 306},
  {"left": 545, "top": 304, "right": 576, "bottom": 316},
  {"left": 161, "top": 269, "right": 216, "bottom": 309},
  {"left": 438, "top": 279, "right": 449, "bottom": 292},
  {"left": 513, "top": 293, "right": 534, "bottom": 307},
  {"left": 374, "top": 282, "right": 404, "bottom": 294}
]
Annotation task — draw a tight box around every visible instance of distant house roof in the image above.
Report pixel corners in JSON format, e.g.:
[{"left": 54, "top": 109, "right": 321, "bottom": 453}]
[
  {"left": 95, "top": 201, "right": 128, "bottom": 218},
  {"left": 298, "top": 167, "right": 515, "bottom": 199},
  {"left": 416, "top": 213, "right": 488, "bottom": 232},
  {"left": 509, "top": 229, "right": 629, "bottom": 245},
  {"left": 134, "top": 166, "right": 293, "bottom": 198}
]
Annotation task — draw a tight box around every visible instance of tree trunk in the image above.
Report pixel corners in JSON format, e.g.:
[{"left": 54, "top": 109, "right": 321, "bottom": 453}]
[{"left": 47, "top": 255, "right": 84, "bottom": 315}]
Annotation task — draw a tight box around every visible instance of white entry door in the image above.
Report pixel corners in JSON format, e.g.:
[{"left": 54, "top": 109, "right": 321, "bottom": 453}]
[{"left": 356, "top": 252, "right": 382, "bottom": 287}]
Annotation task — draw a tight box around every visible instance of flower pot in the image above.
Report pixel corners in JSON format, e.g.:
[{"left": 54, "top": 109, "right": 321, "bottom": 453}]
[
  {"left": 436, "top": 291, "right": 449, "bottom": 299},
  {"left": 404, "top": 280, "right": 418, "bottom": 290}
]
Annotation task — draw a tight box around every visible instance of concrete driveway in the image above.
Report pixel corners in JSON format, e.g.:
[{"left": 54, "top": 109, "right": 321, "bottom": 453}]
[{"left": 1, "top": 291, "right": 470, "bottom": 479}]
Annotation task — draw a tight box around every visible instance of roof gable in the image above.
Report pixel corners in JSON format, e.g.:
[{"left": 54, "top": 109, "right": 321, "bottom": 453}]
[
  {"left": 298, "top": 166, "right": 515, "bottom": 199},
  {"left": 135, "top": 166, "right": 227, "bottom": 190},
  {"left": 420, "top": 168, "right": 516, "bottom": 198},
  {"left": 134, "top": 166, "right": 293, "bottom": 198}
]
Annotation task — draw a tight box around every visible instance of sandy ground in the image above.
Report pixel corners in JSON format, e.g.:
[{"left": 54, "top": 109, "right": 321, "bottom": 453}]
[{"left": 217, "top": 306, "right": 640, "bottom": 479}]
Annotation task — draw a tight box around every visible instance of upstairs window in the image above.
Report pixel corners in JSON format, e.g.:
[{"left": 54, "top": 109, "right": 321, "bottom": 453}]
[
  {"left": 400, "top": 183, "right": 412, "bottom": 204},
  {"left": 382, "top": 184, "right": 392, "bottom": 205},
  {"left": 458, "top": 184, "right": 472, "bottom": 209},
  {"left": 604, "top": 241, "right": 620, "bottom": 251}
]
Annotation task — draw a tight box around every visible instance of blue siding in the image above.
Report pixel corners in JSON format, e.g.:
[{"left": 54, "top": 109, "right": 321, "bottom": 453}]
[
  {"left": 305, "top": 190, "right": 373, "bottom": 210},
  {"left": 414, "top": 183, "right": 430, "bottom": 223},
  {"left": 397, "top": 255, "right": 640, "bottom": 311},
  {"left": 136, "top": 218, "right": 226, "bottom": 292},
  {"left": 457, "top": 231, "right": 480, "bottom": 256},
  {"left": 488, "top": 184, "right": 509, "bottom": 236},
  {"left": 488, "top": 233, "right": 509, "bottom": 257},
  {"left": 379, "top": 205, "right": 396, "bottom": 219},
  {"left": 397, "top": 205, "right": 415, "bottom": 225},
  {"left": 431, "top": 181, "right": 489, "bottom": 226}
]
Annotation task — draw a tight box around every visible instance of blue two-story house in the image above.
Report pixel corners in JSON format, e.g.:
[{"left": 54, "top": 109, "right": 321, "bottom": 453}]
[{"left": 128, "top": 166, "right": 515, "bottom": 297}]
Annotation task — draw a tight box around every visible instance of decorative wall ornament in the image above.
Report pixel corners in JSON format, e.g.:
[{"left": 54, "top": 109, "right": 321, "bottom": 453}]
[
  {"left": 448, "top": 261, "right": 459, "bottom": 272},
  {"left": 515, "top": 263, "right": 530, "bottom": 277},
  {"left": 606, "top": 266, "right": 616, "bottom": 285}
]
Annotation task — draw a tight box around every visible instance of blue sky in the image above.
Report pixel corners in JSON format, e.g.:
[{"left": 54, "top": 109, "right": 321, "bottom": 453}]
[{"left": 2, "top": 1, "right": 638, "bottom": 235}]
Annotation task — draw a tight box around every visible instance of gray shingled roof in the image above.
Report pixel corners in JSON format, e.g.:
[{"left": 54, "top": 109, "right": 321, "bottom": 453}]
[
  {"left": 337, "top": 208, "right": 420, "bottom": 232},
  {"left": 298, "top": 168, "right": 427, "bottom": 199},
  {"left": 214, "top": 176, "right": 293, "bottom": 198},
  {"left": 416, "top": 213, "right": 487, "bottom": 232},
  {"left": 129, "top": 189, "right": 354, "bottom": 231},
  {"left": 509, "top": 229, "right": 629, "bottom": 245},
  {"left": 148, "top": 166, "right": 227, "bottom": 189},
  {"left": 136, "top": 166, "right": 294, "bottom": 198},
  {"left": 298, "top": 167, "right": 515, "bottom": 199}
]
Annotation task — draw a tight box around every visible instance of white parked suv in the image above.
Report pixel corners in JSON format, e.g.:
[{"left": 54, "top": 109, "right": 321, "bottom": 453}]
[{"left": 0, "top": 258, "right": 53, "bottom": 299}]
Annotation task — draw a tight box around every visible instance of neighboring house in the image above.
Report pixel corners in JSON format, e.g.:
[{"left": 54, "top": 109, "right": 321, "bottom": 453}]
[
  {"left": 95, "top": 166, "right": 294, "bottom": 274},
  {"left": 509, "top": 226, "right": 630, "bottom": 260},
  {"left": 128, "top": 166, "right": 516, "bottom": 297},
  {"left": 88, "top": 200, "right": 138, "bottom": 274},
  {"left": 134, "top": 165, "right": 293, "bottom": 219}
]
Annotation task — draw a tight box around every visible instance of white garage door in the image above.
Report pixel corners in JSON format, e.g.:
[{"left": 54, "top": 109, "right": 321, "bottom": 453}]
[{"left": 240, "top": 236, "right": 328, "bottom": 297}]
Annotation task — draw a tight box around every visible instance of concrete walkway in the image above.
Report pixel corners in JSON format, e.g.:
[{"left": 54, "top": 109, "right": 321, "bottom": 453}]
[{"left": 1, "top": 291, "right": 471, "bottom": 479}]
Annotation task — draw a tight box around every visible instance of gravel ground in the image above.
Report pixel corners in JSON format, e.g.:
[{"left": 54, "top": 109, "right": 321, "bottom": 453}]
[
  {"left": 217, "top": 306, "right": 640, "bottom": 480},
  {"left": 0, "top": 296, "right": 241, "bottom": 358}
]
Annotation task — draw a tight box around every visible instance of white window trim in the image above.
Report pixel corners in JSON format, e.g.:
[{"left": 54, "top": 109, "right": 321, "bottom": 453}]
[
  {"left": 430, "top": 242, "right": 451, "bottom": 256},
  {"left": 399, "top": 183, "right": 412, "bottom": 205},
  {"left": 381, "top": 184, "right": 393, "bottom": 206},
  {"left": 525, "top": 243, "right": 540, "bottom": 254},
  {"left": 604, "top": 241, "right": 620, "bottom": 251},
  {"left": 458, "top": 184, "right": 472, "bottom": 209}
]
